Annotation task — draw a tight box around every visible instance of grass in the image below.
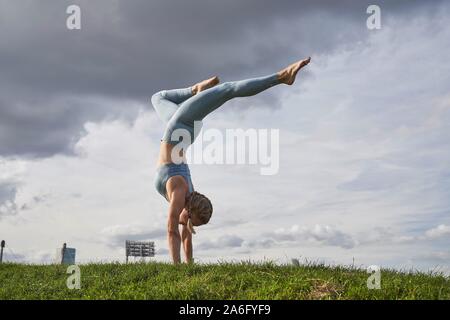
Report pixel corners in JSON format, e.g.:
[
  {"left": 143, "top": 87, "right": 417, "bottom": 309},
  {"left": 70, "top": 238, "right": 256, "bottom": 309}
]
[{"left": 0, "top": 261, "right": 448, "bottom": 300}]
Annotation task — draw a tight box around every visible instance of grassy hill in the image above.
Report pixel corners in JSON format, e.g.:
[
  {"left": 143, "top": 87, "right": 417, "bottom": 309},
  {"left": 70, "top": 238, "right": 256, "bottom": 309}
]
[{"left": 0, "top": 261, "right": 448, "bottom": 300}]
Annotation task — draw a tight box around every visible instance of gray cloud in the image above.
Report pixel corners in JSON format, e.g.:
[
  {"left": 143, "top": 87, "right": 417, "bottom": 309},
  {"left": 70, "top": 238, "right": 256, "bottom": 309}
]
[
  {"left": 263, "top": 225, "right": 357, "bottom": 249},
  {"left": 338, "top": 161, "right": 412, "bottom": 192},
  {"left": 0, "top": 248, "right": 53, "bottom": 264},
  {"left": 418, "top": 251, "right": 450, "bottom": 264},
  {"left": 100, "top": 223, "right": 166, "bottom": 248},
  {"left": 0, "top": 251, "right": 26, "bottom": 263},
  {"left": 19, "top": 194, "right": 50, "bottom": 212},
  {"left": 0, "top": 0, "right": 445, "bottom": 157},
  {"left": 0, "top": 178, "right": 50, "bottom": 217},
  {"left": 197, "top": 234, "right": 244, "bottom": 250},
  {"left": 198, "top": 225, "right": 356, "bottom": 251},
  {"left": 245, "top": 238, "right": 276, "bottom": 249},
  {"left": 0, "top": 181, "right": 18, "bottom": 216},
  {"left": 199, "top": 223, "right": 450, "bottom": 255}
]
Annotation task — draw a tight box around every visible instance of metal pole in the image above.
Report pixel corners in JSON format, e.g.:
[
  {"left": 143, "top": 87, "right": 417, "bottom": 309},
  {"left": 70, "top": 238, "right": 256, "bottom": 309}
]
[
  {"left": 0, "top": 240, "right": 5, "bottom": 263},
  {"left": 61, "top": 243, "right": 67, "bottom": 265}
]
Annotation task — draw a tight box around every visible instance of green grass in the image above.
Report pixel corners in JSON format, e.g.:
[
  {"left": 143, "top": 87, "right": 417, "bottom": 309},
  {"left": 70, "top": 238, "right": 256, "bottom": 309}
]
[{"left": 0, "top": 261, "right": 448, "bottom": 300}]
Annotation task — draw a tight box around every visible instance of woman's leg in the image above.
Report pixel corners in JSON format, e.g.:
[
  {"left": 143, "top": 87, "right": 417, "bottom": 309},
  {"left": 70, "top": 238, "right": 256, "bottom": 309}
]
[
  {"left": 151, "top": 76, "right": 220, "bottom": 123},
  {"left": 151, "top": 87, "right": 194, "bottom": 123},
  {"left": 173, "top": 73, "right": 281, "bottom": 123},
  {"left": 172, "top": 57, "right": 311, "bottom": 123}
]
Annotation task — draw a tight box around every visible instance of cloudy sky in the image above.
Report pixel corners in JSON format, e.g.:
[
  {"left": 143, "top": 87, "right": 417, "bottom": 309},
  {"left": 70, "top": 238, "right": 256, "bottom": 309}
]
[{"left": 1, "top": 0, "right": 449, "bottom": 274}]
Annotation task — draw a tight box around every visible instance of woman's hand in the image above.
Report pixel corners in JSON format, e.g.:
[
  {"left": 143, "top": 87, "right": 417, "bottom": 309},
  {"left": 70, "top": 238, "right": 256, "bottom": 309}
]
[
  {"left": 181, "top": 224, "right": 193, "bottom": 263},
  {"left": 167, "top": 188, "right": 186, "bottom": 264}
]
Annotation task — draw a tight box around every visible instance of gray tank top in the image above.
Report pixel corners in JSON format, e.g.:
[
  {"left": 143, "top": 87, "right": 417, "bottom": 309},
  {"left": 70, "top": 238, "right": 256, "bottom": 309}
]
[{"left": 154, "top": 163, "right": 194, "bottom": 201}]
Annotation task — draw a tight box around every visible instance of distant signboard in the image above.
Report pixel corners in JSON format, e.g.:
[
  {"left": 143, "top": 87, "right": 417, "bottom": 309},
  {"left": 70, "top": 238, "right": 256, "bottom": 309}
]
[
  {"left": 125, "top": 240, "right": 155, "bottom": 263},
  {"left": 56, "top": 246, "right": 76, "bottom": 265}
]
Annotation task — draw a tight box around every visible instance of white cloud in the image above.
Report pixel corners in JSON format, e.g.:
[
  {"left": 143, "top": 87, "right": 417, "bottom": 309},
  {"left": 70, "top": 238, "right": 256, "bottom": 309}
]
[
  {"left": 424, "top": 225, "right": 450, "bottom": 239},
  {"left": 0, "top": 160, "right": 27, "bottom": 216}
]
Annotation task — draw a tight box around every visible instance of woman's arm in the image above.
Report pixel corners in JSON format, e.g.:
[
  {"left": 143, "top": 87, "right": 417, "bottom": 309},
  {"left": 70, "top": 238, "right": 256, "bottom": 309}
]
[
  {"left": 181, "top": 224, "right": 193, "bottom": 263},
  {"left": 167, "top": 189, "right": 186, "bottom": 264}
]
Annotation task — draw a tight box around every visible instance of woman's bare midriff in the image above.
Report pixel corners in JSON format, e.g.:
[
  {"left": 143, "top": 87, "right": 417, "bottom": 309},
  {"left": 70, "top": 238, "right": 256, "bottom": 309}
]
[{"left": 157, "top": 141, "right": 186, "bottom": 166}]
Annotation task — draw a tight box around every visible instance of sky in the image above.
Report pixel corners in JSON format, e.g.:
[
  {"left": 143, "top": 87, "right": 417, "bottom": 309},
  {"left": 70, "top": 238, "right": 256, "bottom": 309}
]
[{"left": 0, "top": 0, "right": 449, "bottom": 274}]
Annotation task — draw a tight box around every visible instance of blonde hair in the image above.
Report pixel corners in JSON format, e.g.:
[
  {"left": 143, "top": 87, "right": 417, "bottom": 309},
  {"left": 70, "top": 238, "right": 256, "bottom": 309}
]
[{"left": 186, "top": 191, "right": 213, "bottom": 234}]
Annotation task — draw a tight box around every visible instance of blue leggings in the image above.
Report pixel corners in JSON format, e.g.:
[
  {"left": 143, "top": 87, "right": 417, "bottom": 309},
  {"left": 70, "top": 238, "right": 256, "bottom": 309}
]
[{"left": 151, "top": 73, "right": 280, "bottom": 145}]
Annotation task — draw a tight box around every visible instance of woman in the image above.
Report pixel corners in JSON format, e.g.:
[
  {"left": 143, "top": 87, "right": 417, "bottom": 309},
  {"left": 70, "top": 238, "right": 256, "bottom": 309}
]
[{"left": 151, "top": 57, "right": 311, "bottom": 264}]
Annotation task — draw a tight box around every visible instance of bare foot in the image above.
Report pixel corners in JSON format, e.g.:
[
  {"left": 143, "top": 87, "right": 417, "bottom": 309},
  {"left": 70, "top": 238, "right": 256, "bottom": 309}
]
[
  {"left": 192, "top": 76, "right": 220, "bottom": 94},
  {"left": 278, "top": 57, "right": 311, "bottom": 85}
]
